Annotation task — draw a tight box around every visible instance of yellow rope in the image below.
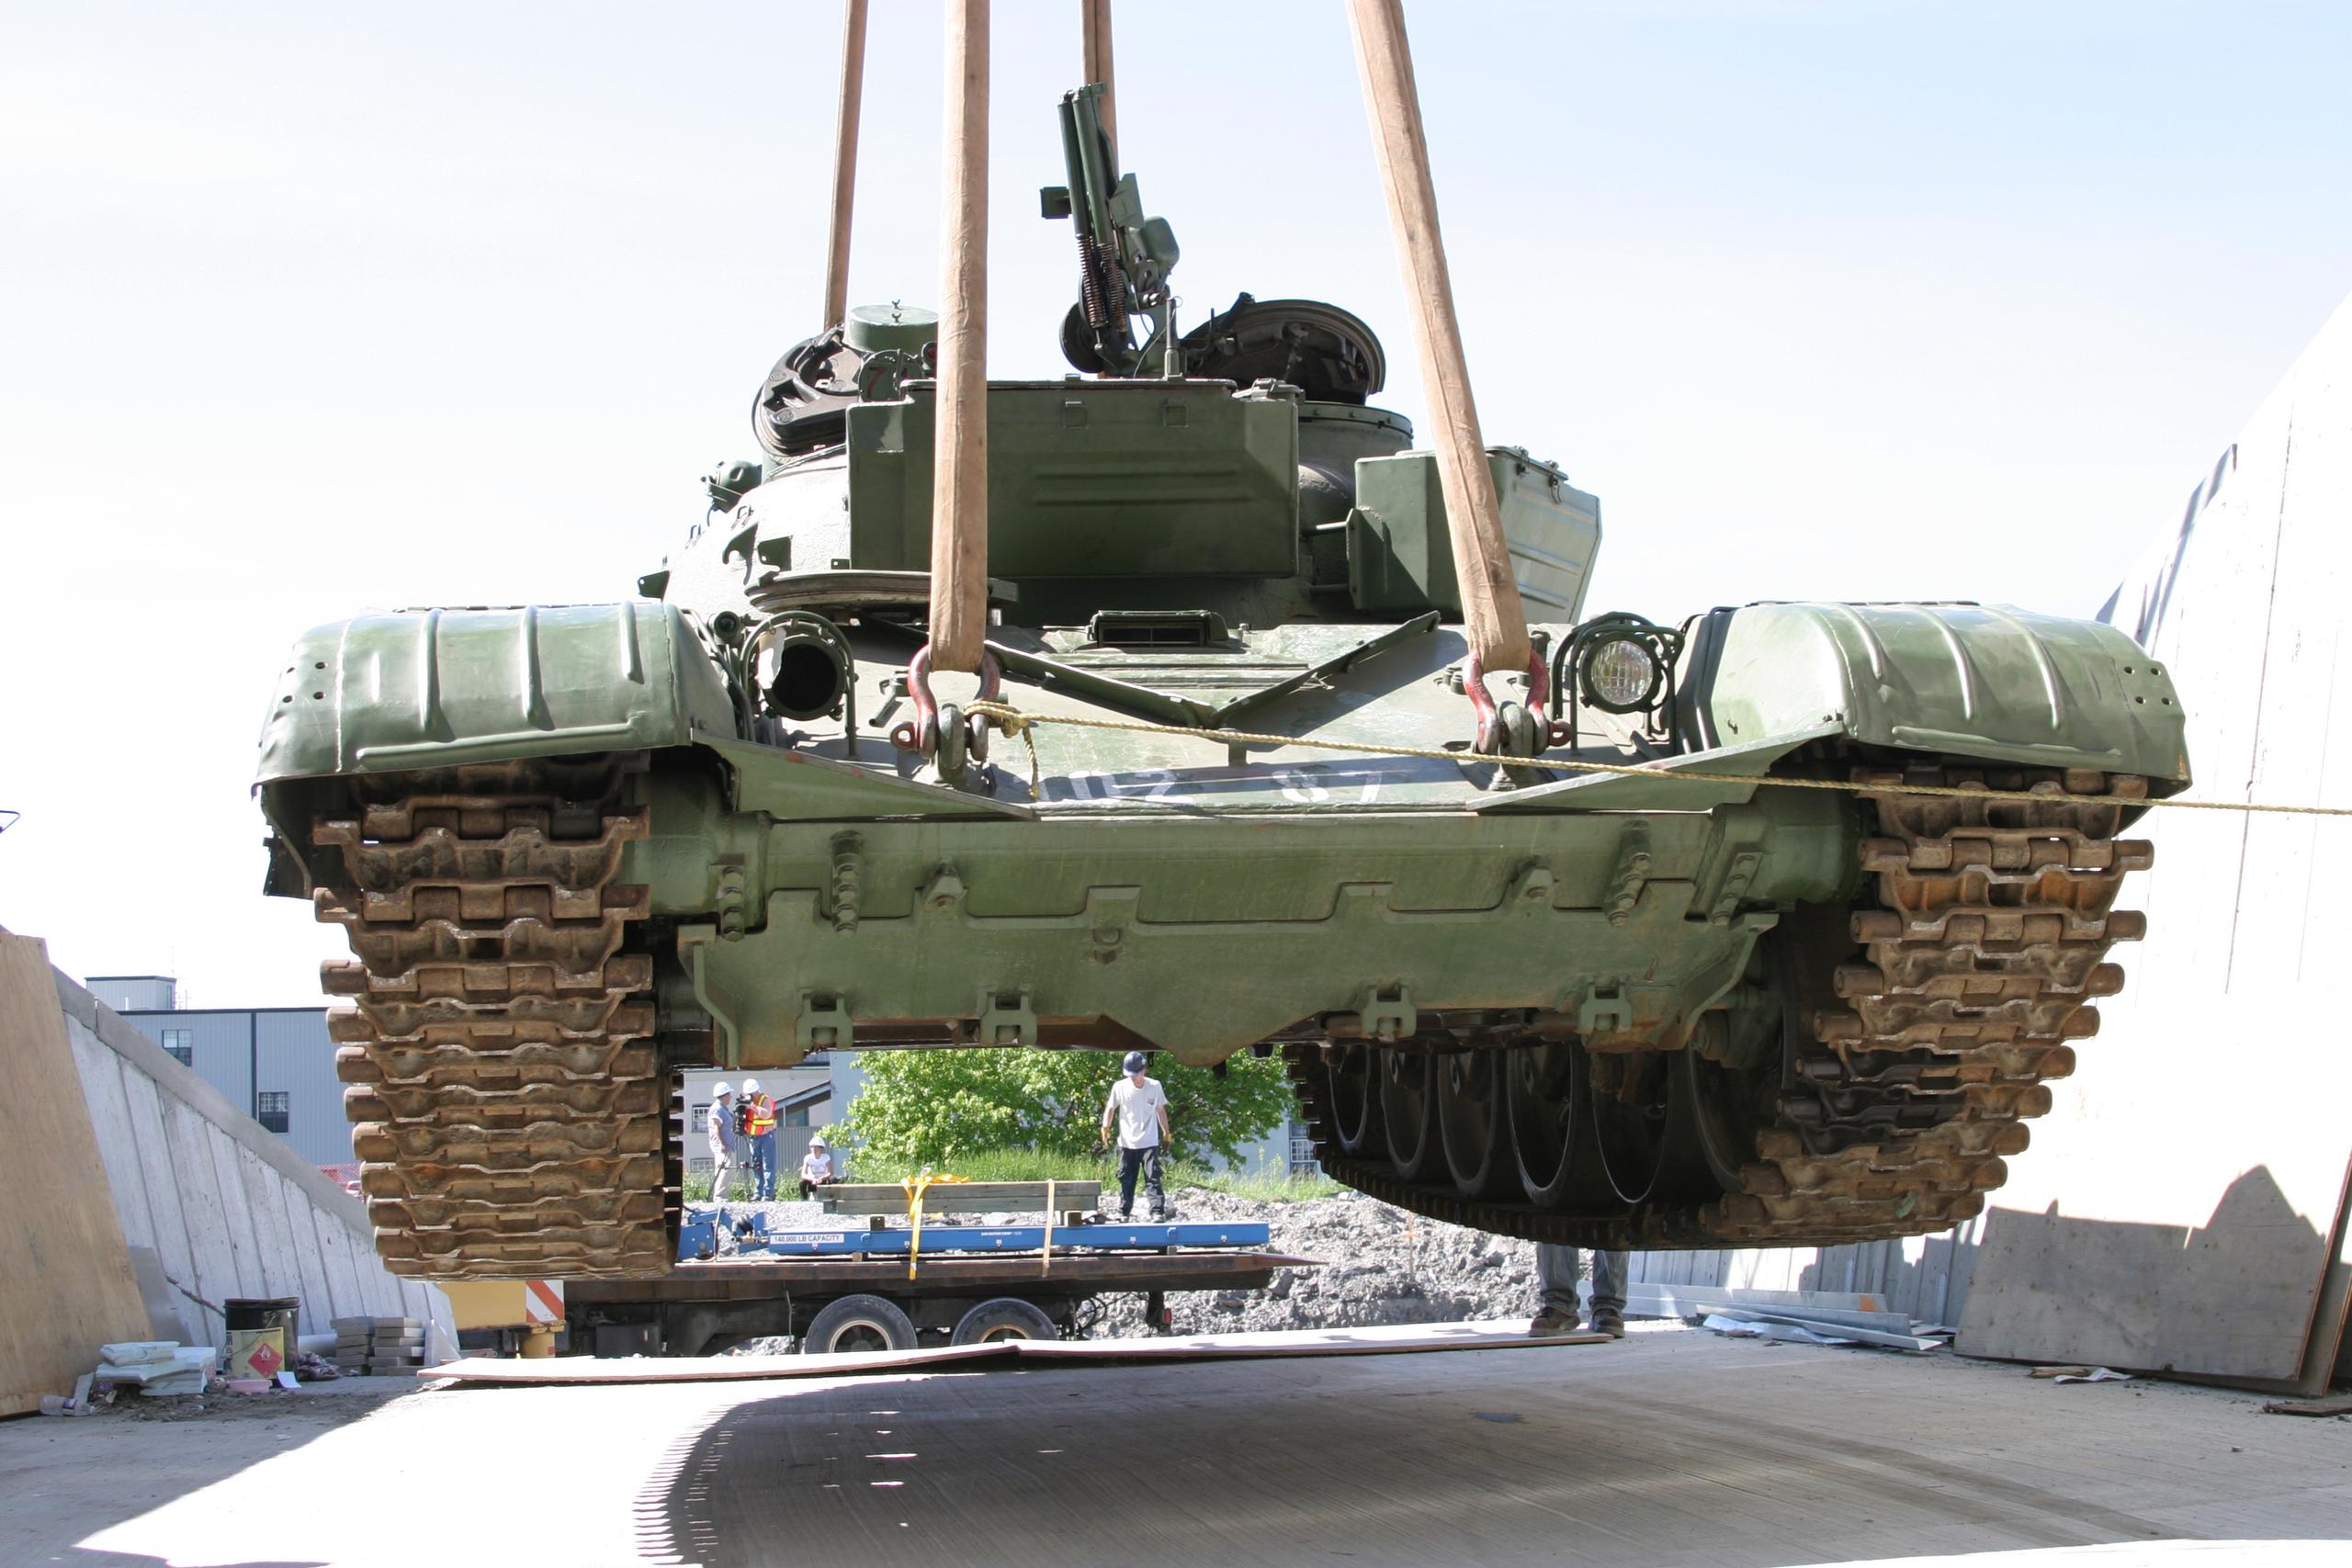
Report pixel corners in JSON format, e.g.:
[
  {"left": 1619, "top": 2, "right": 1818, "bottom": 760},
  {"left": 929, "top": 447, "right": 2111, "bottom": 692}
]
[{"left": 963, "top": 699, "right": 2349, "bottom": 818}]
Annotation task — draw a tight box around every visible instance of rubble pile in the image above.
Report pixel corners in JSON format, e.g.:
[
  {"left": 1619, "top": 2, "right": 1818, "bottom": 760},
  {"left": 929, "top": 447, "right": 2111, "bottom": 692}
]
[{"left": 1087, "top": 1188, "right": 1547, "bottom": 1337}]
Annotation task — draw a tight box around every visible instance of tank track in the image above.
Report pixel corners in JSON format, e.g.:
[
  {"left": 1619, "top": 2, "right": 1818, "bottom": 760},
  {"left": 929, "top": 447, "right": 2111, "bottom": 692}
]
[
  {"left": 311, "top": 759, "right": 674, "bottom": 1278},
  {"left": 1289, "top": 763, "right": 2152, "bottom": 1250}
]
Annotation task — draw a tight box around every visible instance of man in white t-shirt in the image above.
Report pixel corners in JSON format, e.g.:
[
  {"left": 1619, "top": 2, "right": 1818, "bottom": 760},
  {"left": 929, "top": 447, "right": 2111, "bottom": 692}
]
[{"left": 1099, "top": 1050, "right": 1171, "bottom": 1221}]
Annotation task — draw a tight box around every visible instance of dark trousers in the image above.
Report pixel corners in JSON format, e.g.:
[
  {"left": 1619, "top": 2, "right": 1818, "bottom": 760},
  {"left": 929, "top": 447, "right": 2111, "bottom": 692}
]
[{"left": 1117, "top": 1145, "right": 1166, "bottom": 1217}]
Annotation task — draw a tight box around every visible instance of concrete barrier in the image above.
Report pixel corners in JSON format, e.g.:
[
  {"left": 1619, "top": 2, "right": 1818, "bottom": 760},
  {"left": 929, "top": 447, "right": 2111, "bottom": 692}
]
[{"left": 50, "top": 964, "right": 457, "bottom": 1363}]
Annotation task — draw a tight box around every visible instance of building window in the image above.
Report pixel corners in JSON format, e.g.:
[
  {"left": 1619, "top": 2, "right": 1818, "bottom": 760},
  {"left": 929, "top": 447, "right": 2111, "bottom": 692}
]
[
  {"left": 784, "top": 1104, "right": 810, "bottom": 1128},
  {"left": 255, "top": 1091, "right": 290, "bottom": 1134},
  {"left": 160, "top": 1028, "right": 194, "bottom": 1068}
]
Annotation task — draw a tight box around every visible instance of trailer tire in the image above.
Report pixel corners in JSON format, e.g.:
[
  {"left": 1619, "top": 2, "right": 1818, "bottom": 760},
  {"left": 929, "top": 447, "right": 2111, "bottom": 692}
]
[
  {"left": 801, "top": 1294, "right": 918, "bottom": 1354},
  {"left": 950, "top": 1297, "right": 1060, "bottom": 1345}
]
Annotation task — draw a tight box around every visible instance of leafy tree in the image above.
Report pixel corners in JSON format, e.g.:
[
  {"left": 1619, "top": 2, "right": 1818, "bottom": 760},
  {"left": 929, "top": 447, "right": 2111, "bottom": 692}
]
[{"left": 839, "top": 1048, "right": 1295, "bottom": 1170}]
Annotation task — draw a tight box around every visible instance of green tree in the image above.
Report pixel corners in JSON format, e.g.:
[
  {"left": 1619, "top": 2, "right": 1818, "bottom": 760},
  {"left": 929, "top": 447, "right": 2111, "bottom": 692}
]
[{"left": 840, "top": 1049, "right": 1295, "bottom": 1169}]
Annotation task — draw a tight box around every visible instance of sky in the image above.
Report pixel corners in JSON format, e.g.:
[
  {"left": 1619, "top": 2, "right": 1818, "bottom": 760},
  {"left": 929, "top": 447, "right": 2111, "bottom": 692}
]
[{"left": 4, "top": 0, "right": 2349, "bottom": 1005}]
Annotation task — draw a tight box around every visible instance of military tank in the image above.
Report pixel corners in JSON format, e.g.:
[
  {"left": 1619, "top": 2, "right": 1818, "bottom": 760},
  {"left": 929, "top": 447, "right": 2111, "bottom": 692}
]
[{"left": 254, "top": 25, "right": 2188, "bottom": 1279}]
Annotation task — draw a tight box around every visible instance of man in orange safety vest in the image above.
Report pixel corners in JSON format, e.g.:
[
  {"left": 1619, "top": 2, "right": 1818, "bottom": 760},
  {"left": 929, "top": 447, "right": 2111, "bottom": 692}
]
[{"left": 739, "top": 1077, "right": 780, "bottom": 1201}]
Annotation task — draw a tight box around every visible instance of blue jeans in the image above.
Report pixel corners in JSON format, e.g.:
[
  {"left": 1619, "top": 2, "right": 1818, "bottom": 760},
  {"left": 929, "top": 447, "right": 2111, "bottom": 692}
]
[
  {"left": 750, "top": 1133, "right": 779, "bottom": 1200},
  {"left": 1117, "top": 1145, "right": 1165, "bottom": 1217},
  {"left": 1537, "top": 1245, "right": 1626, "bottom": 1317}
]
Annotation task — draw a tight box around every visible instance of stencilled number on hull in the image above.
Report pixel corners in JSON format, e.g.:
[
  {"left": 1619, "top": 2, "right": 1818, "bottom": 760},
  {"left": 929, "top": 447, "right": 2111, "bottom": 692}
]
[{"left": 1049, "top": 765, "right": 1385, "bottom": 804}]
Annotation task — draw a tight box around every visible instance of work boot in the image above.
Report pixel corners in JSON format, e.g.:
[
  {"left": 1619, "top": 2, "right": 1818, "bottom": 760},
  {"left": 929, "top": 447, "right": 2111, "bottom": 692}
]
[
  {"left": 1587, "top": 1306, "right": 1626, "bottom": 1339},
  {"left": 1528, "top": 1308, "right": 1577, "bottom": 1337}
]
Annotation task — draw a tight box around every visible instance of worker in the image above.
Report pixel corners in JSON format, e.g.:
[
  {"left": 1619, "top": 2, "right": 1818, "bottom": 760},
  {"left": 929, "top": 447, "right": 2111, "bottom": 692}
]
[
  {"left": 1531, "top": 1245, "right": 1628, "bottom": 1338},
  {"left": 741, "top": 1077, "right": 780, "bottom": 1201},
  {"left": 798, "top": 1134, "right": 836, "bottom": 1200},
  {"left": 706, "top": 1082, "right": 741, "bottom": 1207},
  {"left": 1098, "top": 1050, "right": 1171, "bottom": 1222}
]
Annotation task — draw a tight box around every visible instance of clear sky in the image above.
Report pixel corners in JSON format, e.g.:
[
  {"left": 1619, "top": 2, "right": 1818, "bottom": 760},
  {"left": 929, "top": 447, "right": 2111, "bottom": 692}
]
[{"left": 5, "top": 1, "right": 2349, "bottom": 1004}]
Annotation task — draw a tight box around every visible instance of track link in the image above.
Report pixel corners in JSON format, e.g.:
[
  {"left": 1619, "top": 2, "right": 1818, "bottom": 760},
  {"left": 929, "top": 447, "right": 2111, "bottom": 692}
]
[
  {"left": 312, "top": 760, "right": 672, "bottom": 1278},
  {"left": 1292, "top": 763, "right": 2153, "bottom": 1250}
]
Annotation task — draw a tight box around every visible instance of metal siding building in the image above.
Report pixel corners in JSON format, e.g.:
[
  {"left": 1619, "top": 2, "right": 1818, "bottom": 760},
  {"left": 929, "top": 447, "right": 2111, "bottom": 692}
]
[
  {"left": 93, "top": 976, "right": 356, "bottom": 1170},
  {"left": 116, "top": 1007, "right": 353, "bottom": 1169}
]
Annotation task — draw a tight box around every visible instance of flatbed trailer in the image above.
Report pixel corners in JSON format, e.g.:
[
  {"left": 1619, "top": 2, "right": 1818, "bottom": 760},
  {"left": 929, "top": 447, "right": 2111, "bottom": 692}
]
[{"left": 566, "top": 1211, "right": 1314, "bottom": 1356}]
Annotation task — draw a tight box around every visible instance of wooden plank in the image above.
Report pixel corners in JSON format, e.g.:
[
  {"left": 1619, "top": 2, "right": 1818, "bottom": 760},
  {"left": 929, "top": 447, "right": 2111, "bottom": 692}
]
[
  {"left": 926, "top": 0, "right": 990, "bottom": 672},
  {"left": 820, "top": 0, "right": 867, "bottom": 328},
  {"left": 1345, "top": 0, "right": 1528, "bottom": 672},
  {"left": 0, "top": 935, "right": 153, "bottom": 1416},
  {"left": 421, "top": 1320, "right": 1606, "bottom": 1385}
]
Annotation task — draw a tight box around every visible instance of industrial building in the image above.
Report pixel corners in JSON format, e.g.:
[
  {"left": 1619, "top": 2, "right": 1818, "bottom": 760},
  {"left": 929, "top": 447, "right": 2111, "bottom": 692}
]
[{"left": 84, "top": 976, "right": 353, "bottom": 1172}]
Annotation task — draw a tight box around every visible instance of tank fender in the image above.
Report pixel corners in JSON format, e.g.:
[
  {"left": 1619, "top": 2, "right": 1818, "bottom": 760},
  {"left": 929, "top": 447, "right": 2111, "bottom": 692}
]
[
  {"left": 1679, "top": 602, "right": 2190, "bottom": 785},
  {"left": 254, "top": 602, "right": 739, "bottom": 784}
]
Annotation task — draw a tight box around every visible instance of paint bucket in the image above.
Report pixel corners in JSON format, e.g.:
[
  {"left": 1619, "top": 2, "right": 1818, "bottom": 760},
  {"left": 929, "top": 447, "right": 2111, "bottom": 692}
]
[{"left": 224, "top": 1297, "right": 300, "bottom": 1380}]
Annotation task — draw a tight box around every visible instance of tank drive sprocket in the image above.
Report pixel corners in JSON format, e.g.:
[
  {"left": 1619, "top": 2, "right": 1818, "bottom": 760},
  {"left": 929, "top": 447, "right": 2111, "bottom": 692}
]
[
  {"left": 310, "top": 757, "right": 674, "bottom": 1278},
  {"left": 1289, "top": 762, "right": 2152, "bottom": 1249}
]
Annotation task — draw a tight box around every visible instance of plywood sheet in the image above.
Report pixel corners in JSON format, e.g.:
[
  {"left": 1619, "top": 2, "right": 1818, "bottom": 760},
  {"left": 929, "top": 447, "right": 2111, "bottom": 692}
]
[
  {"left": 424, "top": 1319, "right": 1606, "bottom": 1386},
  {"left": 0, "top": 934, "right": 154, "bottom": 1416},
  {"left": 1960, "top": 290, "right": 2352, "bottom": 1382}
]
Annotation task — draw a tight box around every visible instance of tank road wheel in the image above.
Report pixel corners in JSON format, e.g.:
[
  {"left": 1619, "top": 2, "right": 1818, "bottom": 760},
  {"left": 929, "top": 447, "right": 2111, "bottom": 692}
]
[
  {"left": 1436, "top": 1049, "right": 1516, "bottom": 1198},
  {"left": 1378, "top": 1048, "right": 1441, "bottom": 1181},
  {"left": 802, "top": 1294, "right": 918, "bottom": 1355},
  {"left": 1679, "top": 1035, "right": 1779, "bottom": 1197},
  {"left": 1322, "top": 1041, "right": 1387, "bottom": 1158},
  {"left": 1507, "top": 1040, "right": 1596, "bottom": 1208},
  {"left": 1590, "top": 1053, "right": 1677, "bottom": 1206},
  {"left": 951, "top": 1297, "right": 1060, "bottom": 1345}
]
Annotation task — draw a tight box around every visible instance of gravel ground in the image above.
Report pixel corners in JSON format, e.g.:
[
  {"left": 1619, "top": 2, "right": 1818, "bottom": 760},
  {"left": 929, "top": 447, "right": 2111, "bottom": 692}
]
[{"left": 703, "top": 1186, "right": 1567, "bottom": 1341}]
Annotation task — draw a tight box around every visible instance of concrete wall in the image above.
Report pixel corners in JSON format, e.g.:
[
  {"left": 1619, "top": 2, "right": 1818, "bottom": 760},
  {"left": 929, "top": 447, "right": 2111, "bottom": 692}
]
[{"left": 52, "top": 968, "right": 456, "bottom": 1360}]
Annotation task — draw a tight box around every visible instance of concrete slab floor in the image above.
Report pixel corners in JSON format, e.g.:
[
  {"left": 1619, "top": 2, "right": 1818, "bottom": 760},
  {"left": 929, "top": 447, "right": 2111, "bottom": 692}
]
[{"left": 2, "top": 1329, "right": 2346, "bottom": 1568}]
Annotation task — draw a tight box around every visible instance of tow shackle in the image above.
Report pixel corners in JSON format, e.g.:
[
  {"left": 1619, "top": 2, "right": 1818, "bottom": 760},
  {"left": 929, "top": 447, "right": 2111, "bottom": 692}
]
[
  {"left": 892, "top": 644, "right": 1004, "bottom": 772},
  {"left": 1464, "top": 646, "right": 1560, "bottom": 756}
]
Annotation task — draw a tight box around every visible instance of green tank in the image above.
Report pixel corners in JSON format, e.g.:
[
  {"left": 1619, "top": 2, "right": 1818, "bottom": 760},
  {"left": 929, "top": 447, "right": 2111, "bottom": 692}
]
[{"left": 255, "top": 86, "right": 2188, "bottom": 1278}]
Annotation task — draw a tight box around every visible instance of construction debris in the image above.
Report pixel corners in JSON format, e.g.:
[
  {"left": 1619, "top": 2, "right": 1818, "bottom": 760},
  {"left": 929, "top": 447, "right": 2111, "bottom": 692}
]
[
  {"left": 1697, "top": 1307, "right": 1949, "bottom": 1353},
  {"left": 2029, "top": 1365, "right": 2134, "bottom": 1383},
  {"left": 2263, "top": 1392, "right": 2352, "bottom": 1417},
  {"left": 333, "top": 1317, "right": 427, "bottom": 1376},
  {"left": 92, "top": 1346, "right": 217, "bottom": 1396}
]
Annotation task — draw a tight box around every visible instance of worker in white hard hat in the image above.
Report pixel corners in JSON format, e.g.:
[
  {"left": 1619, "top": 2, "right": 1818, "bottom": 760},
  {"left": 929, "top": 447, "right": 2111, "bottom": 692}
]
[
  {"left": 706, "top": 1082, "right": 741, "bottom": 1208},
  {"left": 797, "top": 1132, "right": 837, "bottom": 1200}
]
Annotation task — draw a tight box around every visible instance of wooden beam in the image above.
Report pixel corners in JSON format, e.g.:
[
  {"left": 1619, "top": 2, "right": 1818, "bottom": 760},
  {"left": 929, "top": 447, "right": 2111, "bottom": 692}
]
[
  {"left": 928, "top": 0, "right": 990, "bottom": 673},
  {"left": 1346, "top": 0, "right": 1530, "bottom": 672},
  {"left": 1081, "top": 0, "right": 1115, "bottom": 153},
  {"left": 821, "top": 0, "right": 870, "bottom": 329}
]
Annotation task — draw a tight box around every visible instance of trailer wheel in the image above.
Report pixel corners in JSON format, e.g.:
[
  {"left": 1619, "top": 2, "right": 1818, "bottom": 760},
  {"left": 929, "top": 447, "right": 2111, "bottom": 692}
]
[
  {"left": 802, "top": 1294, "right": 918, "bottom": 1354},
  {"left": 950, "top": 1297, "right": 1059, "bottom": 1345}
]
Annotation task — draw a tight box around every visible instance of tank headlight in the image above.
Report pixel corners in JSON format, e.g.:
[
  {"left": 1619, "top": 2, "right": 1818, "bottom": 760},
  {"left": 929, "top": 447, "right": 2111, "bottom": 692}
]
[{"left": 1580, "top": 635, "right": 1664, "bottom": 713}]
